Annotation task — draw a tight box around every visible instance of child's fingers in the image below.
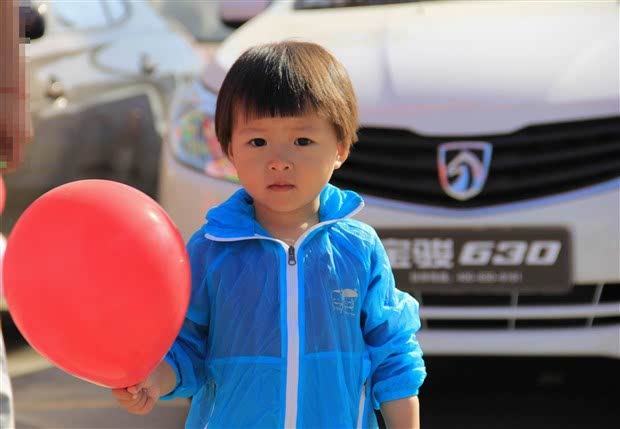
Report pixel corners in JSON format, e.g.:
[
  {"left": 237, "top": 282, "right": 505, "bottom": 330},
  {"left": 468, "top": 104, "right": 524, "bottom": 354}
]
[
  {"left": 111, "top": 388, "right": 134, "bottom": 401},
  {"left": 131, "top": 391, "right": 148, "bottom": 412},
  {"left": 126, "top": 383, "right": 144, "bottom": 396},
  {"left": 112, "top": 388, "right": 145, "bottom": 408},
  {"left": 129, "top": 392, "right": 156, "bottom": 415},
  {"left": 142, "top": 395, "right": 156, "bottom": 413},
  {"left": 134, "top": 395, "right": 156, "bottom": 415},
  {"left": 111, "top": 382, "right": 157, "bottom": 415}
]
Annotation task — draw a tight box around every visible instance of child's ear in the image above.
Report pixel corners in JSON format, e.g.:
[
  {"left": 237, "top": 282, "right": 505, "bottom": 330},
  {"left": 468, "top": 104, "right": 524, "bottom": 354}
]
[
  {"left": 334, "top": 143, "right": 349, "bottom": 169},
  {"left": 226, "top": 144, "right": 234, "bottom": 162}
]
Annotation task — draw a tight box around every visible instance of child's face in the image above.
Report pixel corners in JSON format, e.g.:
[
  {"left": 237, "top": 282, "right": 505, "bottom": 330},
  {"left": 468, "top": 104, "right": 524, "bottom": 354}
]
[{"left": 228, "top": 110, "right": 348, "bottom": 221}]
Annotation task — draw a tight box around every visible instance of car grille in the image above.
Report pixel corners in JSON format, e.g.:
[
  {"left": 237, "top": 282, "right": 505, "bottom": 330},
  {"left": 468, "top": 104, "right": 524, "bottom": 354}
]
[
  {"left": 410, "top": 283, "right": 620, "bottom": 330},
  {"left": 331, "top": 116, "right": 620, "bottom": 208}
]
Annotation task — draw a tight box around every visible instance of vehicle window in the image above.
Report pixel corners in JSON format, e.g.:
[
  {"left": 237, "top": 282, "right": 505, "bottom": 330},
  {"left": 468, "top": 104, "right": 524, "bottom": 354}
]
[
  {"left": 52, "top": 0, "right": 128, "bottom": 29},
  {"left": 295, "top": 0, "right": 420, "bottom": 9}
]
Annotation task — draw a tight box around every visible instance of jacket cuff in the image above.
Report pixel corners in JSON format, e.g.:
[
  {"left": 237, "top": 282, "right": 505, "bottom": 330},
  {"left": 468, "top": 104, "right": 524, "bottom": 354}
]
[{"left": 372, "top": 367, "right": 426, "bottom": 409}]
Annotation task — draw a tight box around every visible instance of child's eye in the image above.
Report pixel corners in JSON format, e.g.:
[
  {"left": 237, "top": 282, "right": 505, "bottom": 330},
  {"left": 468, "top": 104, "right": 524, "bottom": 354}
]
[
  {"left": 249, "top": 138, "right": 267, "bottom": 147},
  {"left": 294, "top": 138, "right": 313, "bottom": 146}
]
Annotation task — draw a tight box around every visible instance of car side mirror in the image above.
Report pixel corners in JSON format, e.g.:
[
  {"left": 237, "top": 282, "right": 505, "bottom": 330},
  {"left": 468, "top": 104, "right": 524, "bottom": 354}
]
[
  {"left": 218, "top": 0, "right": 270, "bottom": 29},
  {"left": 20, "top": 5, "right": 46, "bottom": 41}
]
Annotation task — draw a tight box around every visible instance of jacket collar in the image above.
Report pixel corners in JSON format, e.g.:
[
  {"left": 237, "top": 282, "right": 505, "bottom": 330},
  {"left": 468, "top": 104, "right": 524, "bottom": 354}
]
[{"left": 203, "top": 184, "right": 364, "bottom": 239}]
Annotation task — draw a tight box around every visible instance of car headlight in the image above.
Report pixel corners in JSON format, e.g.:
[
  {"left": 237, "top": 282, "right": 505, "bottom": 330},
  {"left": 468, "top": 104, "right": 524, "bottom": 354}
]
[{"left": 168, "top": 78, "right": 238, "bottom": 183}]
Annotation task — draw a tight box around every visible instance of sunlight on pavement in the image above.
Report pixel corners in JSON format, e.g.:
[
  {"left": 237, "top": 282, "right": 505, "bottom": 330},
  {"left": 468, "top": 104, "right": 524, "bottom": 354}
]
[{"left": 7, "top": 346, "right": 52, "bottom": 378}]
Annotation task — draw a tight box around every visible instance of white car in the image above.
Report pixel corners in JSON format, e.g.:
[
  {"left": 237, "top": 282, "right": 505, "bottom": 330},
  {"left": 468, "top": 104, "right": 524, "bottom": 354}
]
[
  {"left": 148, "top": 0, "right": 232, "bottom": 42},
  {"left": 158, "top": 0, "right": 620, "bottom": 358},
  {"left": 2, "top": 0, "right": 201, "bottom": 235}
]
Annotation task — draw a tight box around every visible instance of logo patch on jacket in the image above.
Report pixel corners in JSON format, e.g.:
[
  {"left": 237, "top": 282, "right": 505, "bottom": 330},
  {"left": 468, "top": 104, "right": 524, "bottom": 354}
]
[{"left": 332, "top": 289, "right": 359, "bottom": 317}]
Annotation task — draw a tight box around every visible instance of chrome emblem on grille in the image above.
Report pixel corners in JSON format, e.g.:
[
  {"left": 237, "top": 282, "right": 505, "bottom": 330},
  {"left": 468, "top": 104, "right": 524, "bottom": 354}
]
[{"left": 437, "top": 141, "right": 493, "bottom": 201}]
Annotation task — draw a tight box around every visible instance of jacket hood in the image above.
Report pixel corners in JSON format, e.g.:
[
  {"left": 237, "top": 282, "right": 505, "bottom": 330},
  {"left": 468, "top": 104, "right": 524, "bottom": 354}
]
[{"left": 203, "top": 184, "right": 364, "bottom": 239}]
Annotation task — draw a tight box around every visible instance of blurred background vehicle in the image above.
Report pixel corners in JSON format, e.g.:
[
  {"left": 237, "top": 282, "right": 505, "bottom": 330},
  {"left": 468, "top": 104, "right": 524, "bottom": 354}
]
[
  {"left": 148, "top": 0, "right": 232, "bottom": 43},
  {"left": 146, "top": 0, "right": 235, "bottom": 67},
  {"left": 159, "top": 0, "right": 620, "bottom": 359},
  {"left": 1, "top": 0, "right": 202, "bottom": 238}
]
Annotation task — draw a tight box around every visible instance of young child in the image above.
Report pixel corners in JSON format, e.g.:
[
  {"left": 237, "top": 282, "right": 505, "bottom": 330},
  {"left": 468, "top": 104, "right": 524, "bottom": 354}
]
[{"left": 112, "top": 41, "right": 426, "bottom": 428}]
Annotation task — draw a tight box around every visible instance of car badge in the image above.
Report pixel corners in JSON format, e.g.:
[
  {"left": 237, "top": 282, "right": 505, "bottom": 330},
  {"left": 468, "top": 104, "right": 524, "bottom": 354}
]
[{"left": 437, "top": 141, "right": 493, "bottom": 201}]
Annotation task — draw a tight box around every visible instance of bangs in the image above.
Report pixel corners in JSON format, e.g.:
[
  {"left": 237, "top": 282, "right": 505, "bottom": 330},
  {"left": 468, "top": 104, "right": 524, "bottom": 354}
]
[
  {"left": 235, "top": 88, "right": 317, "bottom": 124},
  {"left": 229, "top": 48, "right": 322, "bottom": 123}
]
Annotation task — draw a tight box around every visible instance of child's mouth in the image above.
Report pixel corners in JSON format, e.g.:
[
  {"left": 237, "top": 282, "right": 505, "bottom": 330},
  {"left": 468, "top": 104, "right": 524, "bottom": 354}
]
[{"left": 268, "top": 184, "right": 295, "bottom": 191}]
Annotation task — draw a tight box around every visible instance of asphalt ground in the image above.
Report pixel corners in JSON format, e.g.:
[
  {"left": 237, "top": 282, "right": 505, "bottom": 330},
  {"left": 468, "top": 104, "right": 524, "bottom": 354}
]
[{"left": 3, "top": 316, "right": 619, "bottom": 429}]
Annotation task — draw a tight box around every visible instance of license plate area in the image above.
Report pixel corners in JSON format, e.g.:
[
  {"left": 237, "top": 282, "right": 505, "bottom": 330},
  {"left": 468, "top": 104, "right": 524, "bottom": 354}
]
[{"left": 377, "top": 228, "right": 572, "bottom": 294}]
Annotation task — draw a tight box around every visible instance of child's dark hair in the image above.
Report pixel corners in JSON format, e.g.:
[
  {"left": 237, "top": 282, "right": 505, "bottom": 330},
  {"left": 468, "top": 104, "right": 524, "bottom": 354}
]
[{"left": 215, "top": 41, "right": 359, "bottom": 155}]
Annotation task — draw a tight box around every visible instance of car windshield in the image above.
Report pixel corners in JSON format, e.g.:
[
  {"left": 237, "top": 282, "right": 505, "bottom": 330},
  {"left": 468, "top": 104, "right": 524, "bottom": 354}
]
[{"left": 295, "top": 0, "right": 422, "bottom": 9}]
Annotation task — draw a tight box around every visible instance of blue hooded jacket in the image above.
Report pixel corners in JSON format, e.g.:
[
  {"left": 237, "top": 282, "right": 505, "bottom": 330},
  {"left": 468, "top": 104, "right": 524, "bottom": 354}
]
[{"left": 161, "top": 184, "right": 426, "bottom": 428}]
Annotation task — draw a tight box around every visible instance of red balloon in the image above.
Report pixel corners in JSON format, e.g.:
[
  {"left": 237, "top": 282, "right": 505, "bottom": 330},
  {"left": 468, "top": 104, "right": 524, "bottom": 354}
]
[{"left": 3, "top": 180, "right": 190, "bottom": 388}]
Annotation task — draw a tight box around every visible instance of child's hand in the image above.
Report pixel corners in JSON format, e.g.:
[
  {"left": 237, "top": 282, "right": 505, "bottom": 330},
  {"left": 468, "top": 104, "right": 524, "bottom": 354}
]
[
  {"left": 111, "top": 375, "right": 161, "bottom": 415},
  {"left": 111, "top": 360, "right": 176, "bottom": 415}
]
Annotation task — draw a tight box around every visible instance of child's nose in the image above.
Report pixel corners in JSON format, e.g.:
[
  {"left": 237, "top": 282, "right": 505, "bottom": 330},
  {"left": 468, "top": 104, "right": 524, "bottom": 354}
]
[{"left": 267, "top": 154, "right": 292, "bottom": 171}]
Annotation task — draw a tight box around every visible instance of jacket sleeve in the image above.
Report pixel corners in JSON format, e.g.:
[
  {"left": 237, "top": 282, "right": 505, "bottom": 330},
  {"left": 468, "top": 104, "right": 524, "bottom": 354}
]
[
  {"left": 361, "top": 232, "right": 427, "bottom": 409},
  {"left": 160, "top": 230, "right": 211, "bottom": 400}
]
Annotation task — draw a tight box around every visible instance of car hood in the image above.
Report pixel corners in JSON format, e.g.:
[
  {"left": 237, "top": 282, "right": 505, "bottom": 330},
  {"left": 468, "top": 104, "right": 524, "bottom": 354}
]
[
  {"left": 203, "top": 0, "right": 618, "bottom": 135},
  {"left": 28, "top": 0, "right": 201, "bottom": 95}
]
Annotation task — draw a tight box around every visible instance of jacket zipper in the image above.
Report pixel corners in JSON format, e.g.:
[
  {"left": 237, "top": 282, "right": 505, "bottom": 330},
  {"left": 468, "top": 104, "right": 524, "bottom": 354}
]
[
  {"left": 288, "top": 246, "right": 296, "bottom": 265},
  {"left": 356, "top": 380, "right": 368, "bottom": 429},
  {"left": 284, "top": 245, "right": 299, "bottom": 428}
]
